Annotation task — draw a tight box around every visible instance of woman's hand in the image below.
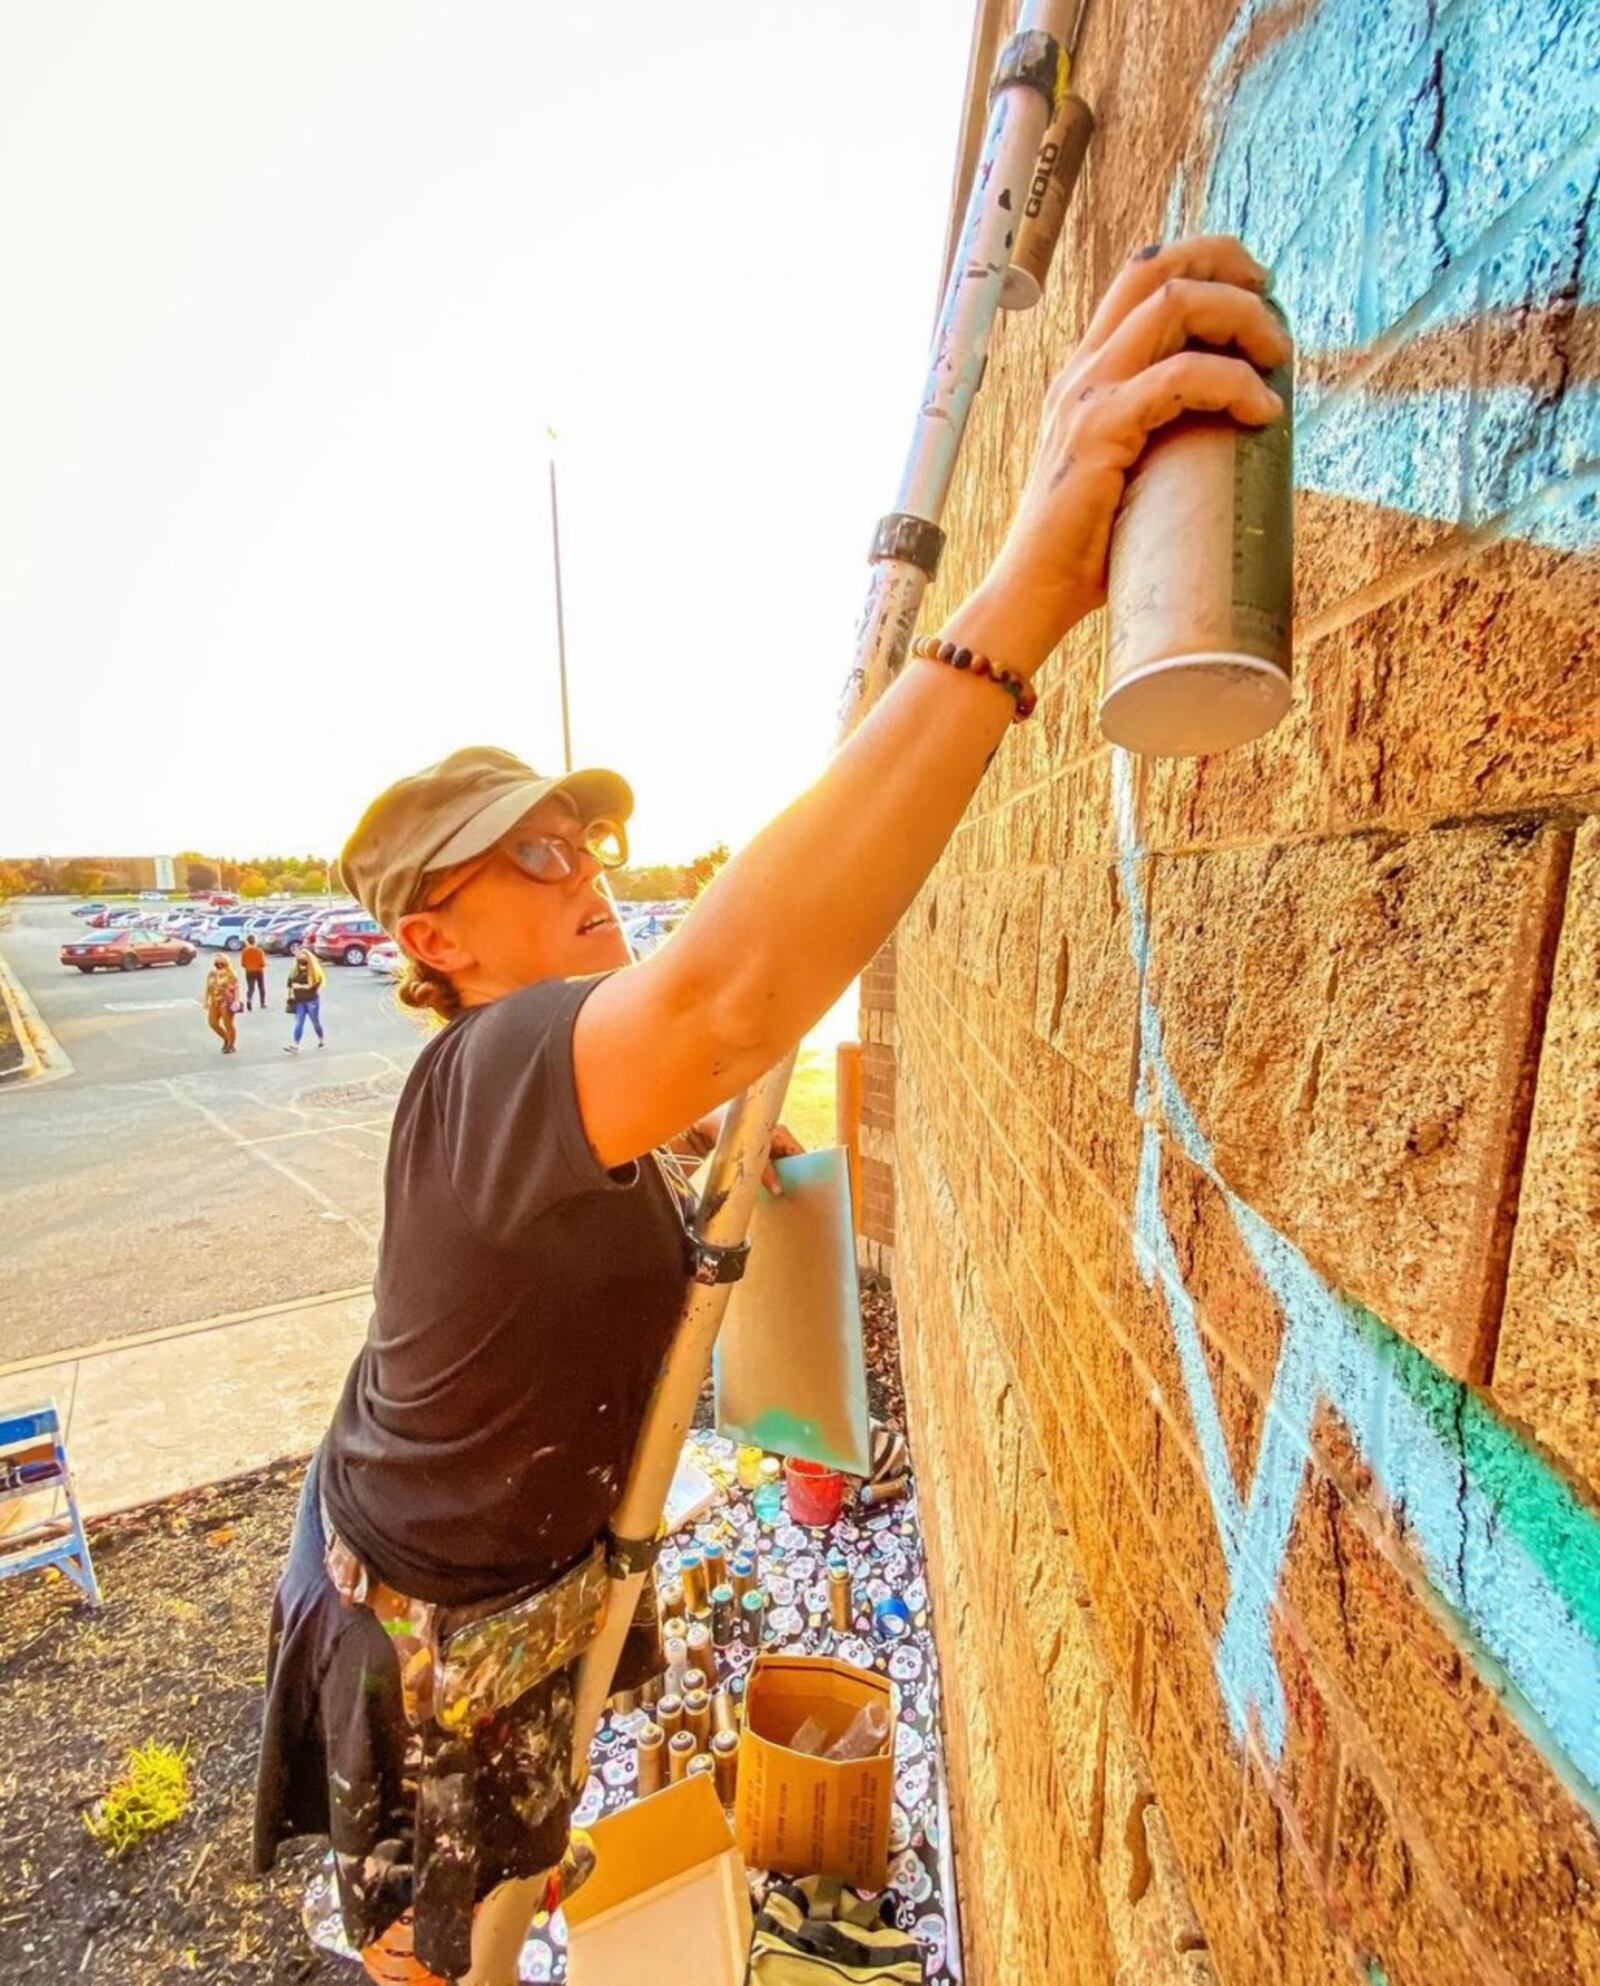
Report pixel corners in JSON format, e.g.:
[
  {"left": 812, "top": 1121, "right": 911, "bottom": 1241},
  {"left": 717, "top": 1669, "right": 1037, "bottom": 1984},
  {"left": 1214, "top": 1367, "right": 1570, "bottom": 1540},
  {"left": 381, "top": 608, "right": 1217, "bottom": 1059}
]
[
  {"left": 679, "top": 1110, "right": 805, "bottom": 1194},
  {"left": 960, "top": 235, "right": 1293, "bottom": 673}
]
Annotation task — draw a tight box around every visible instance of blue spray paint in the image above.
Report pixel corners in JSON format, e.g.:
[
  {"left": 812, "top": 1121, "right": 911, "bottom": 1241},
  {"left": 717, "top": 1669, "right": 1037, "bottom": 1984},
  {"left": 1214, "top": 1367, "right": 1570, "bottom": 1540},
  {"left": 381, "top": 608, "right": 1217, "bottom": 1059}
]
[
  {"left": 1112, "top": 751, "right": 1600, "bottom": 1803},
  {"left": 1178, "top": 0, "right": 1600, "bottom": 548}
]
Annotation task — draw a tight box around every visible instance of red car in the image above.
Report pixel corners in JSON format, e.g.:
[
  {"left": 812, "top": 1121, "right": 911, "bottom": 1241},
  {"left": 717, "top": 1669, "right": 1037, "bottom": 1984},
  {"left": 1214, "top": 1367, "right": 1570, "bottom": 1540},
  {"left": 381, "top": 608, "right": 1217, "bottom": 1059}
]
[
  {"left": 61, "top": 928, "right": 197, "bottom": 973},
  {"left": 311, "top": 912, "right": 383, "bottom": 966}
]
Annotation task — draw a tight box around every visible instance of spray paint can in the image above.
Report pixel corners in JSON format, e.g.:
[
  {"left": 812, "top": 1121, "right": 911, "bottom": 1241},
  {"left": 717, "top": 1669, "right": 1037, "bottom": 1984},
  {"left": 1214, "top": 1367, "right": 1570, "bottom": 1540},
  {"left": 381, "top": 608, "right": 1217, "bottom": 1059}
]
[
  {"left": 827, "top": 1559, "right": 854, "bottom": 1634},
  {"left": 701, "top": 1541, "right": 728, "bottom": 1592},
  {"left": 657, "top": 1694, "right": 685, "bottom": 1740},
  {"left": 736, "top": 1444, "right": 765, "bottom": 1491},
  {"left": 663, "top": 1634, "right": 689, "bottom": 1696},
  {"left": 1101, "top": 303, "right": 1294, "bottom": 757},
  {"left": 711, "top": 1729, "right": 740, "bottom": 1807},
  {"left": 860, "top": 1476, "right": 909, "bottom": 1509},
  {"left": 711, "top": 1583, "right": 738, "bottom": 1648},
  {"left": 712, "top": 1686, "right": 740, "bottom": 1740},
  {"left": 636, "top": 1721, "right": 666, "bottom": 1797},
  {"left": 687, "top": 1752, "right": 717, "bottom": 1788},
  {"left": 658, "top": 1576, "right": 685, "bottom": 1620},
  {"left": 730, "top": 1553, "right": 756, "bottom": 1605},
  {"left": 679, "top": 1549, "right": 710, "bottom": 1616},
  {"left": 684, "top": 1687, "right": 713, "bottom": 1752},
  {"left": 608, "top": 1688, "right": 638, "bottom": 1718},
  {"left": 1000, "top": 93, "right": 1096, "bottom": 312},
  {"left": 740, "top": 1588, "right": 767, "bottom": 1649},
  {"left": 686, "top": 1622, "right": 715, "bottom": 1684},
  {"left": 667, "top": 1729, "right": 697, "bottom": 1784}
]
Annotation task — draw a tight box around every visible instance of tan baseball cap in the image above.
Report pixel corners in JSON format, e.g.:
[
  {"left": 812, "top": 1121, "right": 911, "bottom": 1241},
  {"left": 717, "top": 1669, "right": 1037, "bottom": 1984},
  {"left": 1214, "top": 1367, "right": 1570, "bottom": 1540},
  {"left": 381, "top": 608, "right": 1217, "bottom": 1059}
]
[{"left": 337, "top": 746, "right": 633, "bottom": 935}]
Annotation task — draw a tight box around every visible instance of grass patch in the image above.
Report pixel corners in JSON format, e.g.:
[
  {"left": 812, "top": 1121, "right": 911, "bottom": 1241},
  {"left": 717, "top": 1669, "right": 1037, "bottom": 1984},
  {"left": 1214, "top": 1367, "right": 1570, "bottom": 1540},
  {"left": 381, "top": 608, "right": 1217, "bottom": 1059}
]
[
  {"left": 782, "top": 1046, "right": 838, "bottom": 1153},
  {"left": 84, "top": 1741, "right": 192, "bottom": 1856}
]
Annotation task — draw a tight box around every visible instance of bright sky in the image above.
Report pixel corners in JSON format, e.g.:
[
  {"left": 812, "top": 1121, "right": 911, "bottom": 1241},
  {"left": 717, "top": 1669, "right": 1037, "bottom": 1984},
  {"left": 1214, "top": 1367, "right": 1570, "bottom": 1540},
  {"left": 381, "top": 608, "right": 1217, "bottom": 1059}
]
[{"left": 1, "top": 2, "right": 975, "bottom": 865}]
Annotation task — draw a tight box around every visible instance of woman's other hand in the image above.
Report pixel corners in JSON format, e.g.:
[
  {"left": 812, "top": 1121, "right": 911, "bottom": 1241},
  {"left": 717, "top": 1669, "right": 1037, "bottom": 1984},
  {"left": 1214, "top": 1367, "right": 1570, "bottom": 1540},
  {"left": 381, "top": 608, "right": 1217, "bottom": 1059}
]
[{"left": 968, "top": 235, "right": 1293, "bottom": 671}]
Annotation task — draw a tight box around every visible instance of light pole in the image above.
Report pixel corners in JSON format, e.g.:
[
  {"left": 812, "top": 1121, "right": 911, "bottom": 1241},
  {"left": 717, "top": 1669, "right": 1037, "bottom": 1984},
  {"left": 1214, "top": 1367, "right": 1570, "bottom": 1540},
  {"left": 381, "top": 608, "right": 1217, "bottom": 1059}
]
[{"left": 548, "top": 429, "right": 573, "bottom": 775}]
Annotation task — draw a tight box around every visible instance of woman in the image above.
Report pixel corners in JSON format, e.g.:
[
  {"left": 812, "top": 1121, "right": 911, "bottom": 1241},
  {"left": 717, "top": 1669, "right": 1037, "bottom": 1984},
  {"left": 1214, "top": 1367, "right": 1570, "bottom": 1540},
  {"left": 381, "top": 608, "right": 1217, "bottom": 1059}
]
[
  {"left": 254, "top": 239, "right": 1288, "bottom": 1984},
  {"left": 203, "top": 954, "right": 240, "bottom": 1054},
  {"left": 284, "top": 945, "right": 326, "bottom": 1052}
]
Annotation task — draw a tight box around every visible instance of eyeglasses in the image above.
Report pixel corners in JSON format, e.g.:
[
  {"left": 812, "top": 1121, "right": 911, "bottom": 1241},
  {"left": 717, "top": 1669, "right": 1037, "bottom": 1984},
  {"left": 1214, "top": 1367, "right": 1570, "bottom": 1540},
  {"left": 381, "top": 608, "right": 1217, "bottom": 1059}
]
[{"left": 420, "top": 817, "right": 628, "bottom": 912}]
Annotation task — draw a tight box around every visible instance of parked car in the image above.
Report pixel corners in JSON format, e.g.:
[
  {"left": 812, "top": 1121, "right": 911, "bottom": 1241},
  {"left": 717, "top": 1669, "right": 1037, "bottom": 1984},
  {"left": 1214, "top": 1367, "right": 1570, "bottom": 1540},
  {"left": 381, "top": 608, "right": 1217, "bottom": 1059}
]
[
  {"left": 71, "top": 901, "right": 109, "bottom": 919},
  {"left": 61, "top": 929, "right": 196, "bottom": 973},
  {"left": 138, "top": 889, "right": 166, "bottom": 902},
  {"left": 196, "top": 912, "right": 252, "bottom": 950},
  {"left": 366, "top": 940, "right": 404, "bottom": 979},
  {"left": 312, "top": 912, "right": 384, "bottom": 966}
]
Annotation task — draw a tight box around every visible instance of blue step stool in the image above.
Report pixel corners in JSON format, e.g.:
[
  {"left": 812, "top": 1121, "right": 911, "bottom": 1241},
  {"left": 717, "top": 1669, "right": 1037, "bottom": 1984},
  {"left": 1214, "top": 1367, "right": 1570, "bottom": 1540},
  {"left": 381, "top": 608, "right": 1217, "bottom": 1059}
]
[{"left": 0, "top": 1402, "right": 100, "bottom": 1605}]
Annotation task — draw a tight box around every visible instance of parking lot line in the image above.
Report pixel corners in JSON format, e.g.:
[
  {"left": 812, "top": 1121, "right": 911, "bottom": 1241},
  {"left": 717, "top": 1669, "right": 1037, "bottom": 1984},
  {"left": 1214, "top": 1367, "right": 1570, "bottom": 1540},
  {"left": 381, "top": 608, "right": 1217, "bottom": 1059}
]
[{"left": 155, "top": 1078, "right": 379, "bottom": 1247}]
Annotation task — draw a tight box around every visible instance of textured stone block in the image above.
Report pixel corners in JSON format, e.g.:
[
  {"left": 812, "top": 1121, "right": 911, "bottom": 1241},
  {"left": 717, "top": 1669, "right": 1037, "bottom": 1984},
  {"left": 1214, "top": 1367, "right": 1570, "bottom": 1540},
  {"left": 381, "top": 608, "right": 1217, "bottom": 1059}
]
[
  {"left": 1147, "top": 825, "right": 1569, "bottom": 1378},
  {"left": 1031, "top": 858, "right": 1143, "bottom": 1105},
  {"left": 1329, "top": 1754, "right": 1506, "bottom": 1986},
  {"left": 1495, "top": 819, "right": 1600, "bottom": 1497},
  {"left": 1330, "top": 533, "right": 1600, "bottom": 827},
  {"left": 1280, "top": 1469, "right": 1600, "bottom": 1984}
]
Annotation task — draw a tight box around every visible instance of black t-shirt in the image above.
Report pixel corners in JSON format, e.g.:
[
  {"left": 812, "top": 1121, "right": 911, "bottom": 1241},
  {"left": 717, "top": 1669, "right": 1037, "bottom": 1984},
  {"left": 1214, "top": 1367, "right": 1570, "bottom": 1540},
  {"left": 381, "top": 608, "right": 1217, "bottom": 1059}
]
[{"left": 319, "top": 974, "right": 693, "bottom": 1605}]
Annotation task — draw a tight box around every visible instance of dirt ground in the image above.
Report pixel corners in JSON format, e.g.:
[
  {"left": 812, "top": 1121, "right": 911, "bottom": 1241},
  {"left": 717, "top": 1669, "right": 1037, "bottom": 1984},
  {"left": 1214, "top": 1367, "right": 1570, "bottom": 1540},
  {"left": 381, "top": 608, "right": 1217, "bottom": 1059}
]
[{"left": 0, "top": 1280, "right": 906, "bottom": 1982}]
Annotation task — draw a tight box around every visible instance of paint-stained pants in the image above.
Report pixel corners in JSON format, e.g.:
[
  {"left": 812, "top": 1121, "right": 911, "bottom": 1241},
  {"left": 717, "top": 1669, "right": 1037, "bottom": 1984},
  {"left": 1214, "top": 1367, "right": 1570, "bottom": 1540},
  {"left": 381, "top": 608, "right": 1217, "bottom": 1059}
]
[{"left": 207, "top": 1007, "right": 236, "bottom": 1050}]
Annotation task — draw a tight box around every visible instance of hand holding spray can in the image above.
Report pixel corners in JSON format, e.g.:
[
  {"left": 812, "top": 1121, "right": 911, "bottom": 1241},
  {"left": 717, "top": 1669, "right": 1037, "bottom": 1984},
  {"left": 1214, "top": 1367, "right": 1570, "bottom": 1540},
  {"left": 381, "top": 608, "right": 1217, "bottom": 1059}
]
[{"left": 1100, "top": 297, "right": 1294, "bottom": 757}]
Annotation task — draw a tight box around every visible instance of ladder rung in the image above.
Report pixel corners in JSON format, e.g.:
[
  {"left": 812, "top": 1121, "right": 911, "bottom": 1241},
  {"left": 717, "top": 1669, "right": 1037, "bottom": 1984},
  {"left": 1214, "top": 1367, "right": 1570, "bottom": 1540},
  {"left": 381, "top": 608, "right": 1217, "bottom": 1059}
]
[{"left": 0, "top": 1516, "right": 73, "bottom": 1555}]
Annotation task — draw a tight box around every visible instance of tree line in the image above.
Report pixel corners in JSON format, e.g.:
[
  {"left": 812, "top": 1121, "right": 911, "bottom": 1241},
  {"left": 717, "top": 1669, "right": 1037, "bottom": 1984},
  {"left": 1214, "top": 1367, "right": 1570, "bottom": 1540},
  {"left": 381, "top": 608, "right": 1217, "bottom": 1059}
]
[{"left": 0, "top": 844, "right": 731, "bottom": 902}]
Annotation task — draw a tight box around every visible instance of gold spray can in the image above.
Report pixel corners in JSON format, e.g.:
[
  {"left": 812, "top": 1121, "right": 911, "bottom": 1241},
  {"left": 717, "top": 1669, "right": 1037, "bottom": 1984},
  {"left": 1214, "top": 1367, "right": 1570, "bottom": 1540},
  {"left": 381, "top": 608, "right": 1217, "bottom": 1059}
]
[
  {"left": 636, "top": 1721, "right": 665, "bottom": 1797},
  {"left": 667, "top": 1729, "right": 697, "bottom": 1783},
  {"left": 828, "top": 1562, "right": 854, "bottom": 1635},
  {"left": 711, "top": 1729, "right": 740, "bottom": 1807},
  {"left": 1100, "top": 305, "right": 1294, "bottom": 757}
]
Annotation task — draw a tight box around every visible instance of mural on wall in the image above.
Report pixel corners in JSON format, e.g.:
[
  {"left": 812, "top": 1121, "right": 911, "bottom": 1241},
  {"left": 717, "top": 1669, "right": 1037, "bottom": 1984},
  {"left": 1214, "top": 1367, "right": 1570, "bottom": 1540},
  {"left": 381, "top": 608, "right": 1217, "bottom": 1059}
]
[{"left": 1125, "top": 0, "right": 1600, "bottom": 1802}]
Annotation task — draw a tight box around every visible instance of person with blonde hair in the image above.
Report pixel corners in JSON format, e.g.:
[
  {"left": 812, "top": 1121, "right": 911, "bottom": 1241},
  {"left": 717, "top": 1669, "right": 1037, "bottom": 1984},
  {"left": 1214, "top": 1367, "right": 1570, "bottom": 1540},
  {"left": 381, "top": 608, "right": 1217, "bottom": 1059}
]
[
  {"left": 283, "top": 945, "right": 326, "bottom": 1052},
  {"left": 203, "top": 953, "right": 240, "bottom": 1054}
]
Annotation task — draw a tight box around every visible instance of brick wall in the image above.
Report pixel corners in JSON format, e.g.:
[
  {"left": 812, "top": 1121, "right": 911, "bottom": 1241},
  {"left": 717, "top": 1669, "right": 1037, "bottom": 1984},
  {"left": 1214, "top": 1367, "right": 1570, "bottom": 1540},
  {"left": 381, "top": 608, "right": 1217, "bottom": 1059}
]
[
  {"left": 858, "top": 939, "right": 898, "bottom": 1276},
  {"left": 875, "top": 0, "right": 1600, "bottom": 1979}
]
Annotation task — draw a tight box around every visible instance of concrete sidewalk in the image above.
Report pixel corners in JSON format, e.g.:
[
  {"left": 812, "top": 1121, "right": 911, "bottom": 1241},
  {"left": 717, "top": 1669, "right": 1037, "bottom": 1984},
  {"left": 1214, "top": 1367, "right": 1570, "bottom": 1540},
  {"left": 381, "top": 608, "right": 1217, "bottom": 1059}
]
[{"left": 0, "top": 1286, "right": 370, "bottom": 1519}]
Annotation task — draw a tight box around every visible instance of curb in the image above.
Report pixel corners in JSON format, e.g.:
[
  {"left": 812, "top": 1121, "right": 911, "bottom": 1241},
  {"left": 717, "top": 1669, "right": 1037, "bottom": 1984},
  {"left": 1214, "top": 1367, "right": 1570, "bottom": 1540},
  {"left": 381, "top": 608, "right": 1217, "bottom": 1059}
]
[
  {"left": 0, "top": 933, "right": 74, "bottom": 1089},
  {"left": 0, "top": 1282, "right": 373, "bottom": 1380}
]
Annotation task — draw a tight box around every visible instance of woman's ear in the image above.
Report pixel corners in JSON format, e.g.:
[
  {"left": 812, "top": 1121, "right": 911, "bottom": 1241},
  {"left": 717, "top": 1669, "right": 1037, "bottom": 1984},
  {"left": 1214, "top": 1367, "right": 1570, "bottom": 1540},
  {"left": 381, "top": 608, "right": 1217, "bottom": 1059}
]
[{"left": 395, "top": 909, "right": 475, "bottom": 976}]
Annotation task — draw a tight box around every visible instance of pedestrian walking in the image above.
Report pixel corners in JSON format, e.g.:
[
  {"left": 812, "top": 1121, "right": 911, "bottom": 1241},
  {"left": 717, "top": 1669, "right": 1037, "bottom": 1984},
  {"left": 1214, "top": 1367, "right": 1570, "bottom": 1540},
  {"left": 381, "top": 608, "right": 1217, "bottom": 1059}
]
[
  {"left": 204, "top": 955, "right": 240, "bottom": 1054},
  {"left": 241, "top": 934, "right": 268, "bottom": 1011},
  {"left": 253, "top": 236, "right": 1289, "bottom": 1984},
  {"left": 283, "top": 946, "right": 326, "bottom": 1052}
]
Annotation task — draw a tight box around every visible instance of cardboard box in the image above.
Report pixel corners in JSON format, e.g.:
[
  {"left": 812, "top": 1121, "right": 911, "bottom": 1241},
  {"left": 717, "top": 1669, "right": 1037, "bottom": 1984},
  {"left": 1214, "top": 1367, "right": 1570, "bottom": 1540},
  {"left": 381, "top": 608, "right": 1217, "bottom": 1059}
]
[
  {"left": 735, "top": 1654, "right": 897, "bottom": 1890},
  {"left": 563, "top": 1773, "right": 753, "bottom": 1986}
]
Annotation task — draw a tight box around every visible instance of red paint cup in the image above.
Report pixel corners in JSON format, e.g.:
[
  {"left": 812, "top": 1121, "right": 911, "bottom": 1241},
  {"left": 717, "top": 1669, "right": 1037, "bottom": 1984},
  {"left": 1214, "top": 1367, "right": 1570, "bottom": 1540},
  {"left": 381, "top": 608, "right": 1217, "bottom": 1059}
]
[{"left": 784, "top": 1457, "right": 844, "bottom": 1527}]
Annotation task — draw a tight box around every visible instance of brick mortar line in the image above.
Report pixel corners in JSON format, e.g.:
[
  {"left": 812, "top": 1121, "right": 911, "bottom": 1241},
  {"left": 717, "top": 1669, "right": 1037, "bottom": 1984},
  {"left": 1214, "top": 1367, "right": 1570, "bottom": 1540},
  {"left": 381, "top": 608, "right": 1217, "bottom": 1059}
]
[
  {"left": 895, "top": 1116, "right": 1294, "bottom": 1983},
  {"left": 898, "top": 958, "right": 1534, "bottom": 1756},
  {"left": 1477, "top": 826, "right": 1580, "bottom": 1390},
  {"left": 929, "top": 785, "right": 1600, "bottom": 873},
  {"left": 901, "top": 947, "right": 1600, "bottom": 1904},
  {"left": 902, "top": 1296, "right": 1124, "bottom": 1973},
  {"left": 1259, "top": 1623, "right": 1528, "bottom": 1985}
]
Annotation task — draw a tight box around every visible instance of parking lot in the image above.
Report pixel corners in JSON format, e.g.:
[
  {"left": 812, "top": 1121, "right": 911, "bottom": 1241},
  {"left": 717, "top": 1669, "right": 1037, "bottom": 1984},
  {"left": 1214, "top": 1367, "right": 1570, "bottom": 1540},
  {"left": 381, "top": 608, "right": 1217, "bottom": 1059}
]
[{"left": 0, "top": 899, "right": 425, "bottom": 1363}]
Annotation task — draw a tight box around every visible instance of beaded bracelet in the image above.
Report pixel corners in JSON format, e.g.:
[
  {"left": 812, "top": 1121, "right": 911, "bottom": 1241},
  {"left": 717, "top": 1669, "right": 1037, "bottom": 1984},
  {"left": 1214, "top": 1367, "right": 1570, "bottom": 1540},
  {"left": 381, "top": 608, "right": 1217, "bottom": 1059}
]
[{"left": 910, "top": 634, "right": 1037, "bottom": 721}]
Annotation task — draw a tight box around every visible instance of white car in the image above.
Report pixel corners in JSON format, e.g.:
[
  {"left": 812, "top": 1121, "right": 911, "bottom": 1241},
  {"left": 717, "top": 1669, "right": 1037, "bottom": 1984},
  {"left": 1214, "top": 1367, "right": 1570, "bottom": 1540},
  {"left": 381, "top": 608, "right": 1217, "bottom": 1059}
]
[
  {"left": 196, "top": 912, "right": 251, "bottom": 950},
  {"left": 366, "top": 940, "right": 405, "bottom": 979}
]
